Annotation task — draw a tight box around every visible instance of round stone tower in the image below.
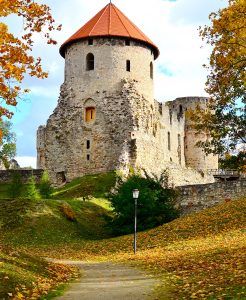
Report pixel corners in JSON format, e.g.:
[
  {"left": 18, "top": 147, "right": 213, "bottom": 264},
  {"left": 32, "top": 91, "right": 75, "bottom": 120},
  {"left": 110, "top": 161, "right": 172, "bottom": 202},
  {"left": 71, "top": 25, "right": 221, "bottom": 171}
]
[
  {"left": 59, "top": 3, "right": 159, "bottom": 101},
  {"left": 37, "top": 3, "right": 160, "bottom": 184}
]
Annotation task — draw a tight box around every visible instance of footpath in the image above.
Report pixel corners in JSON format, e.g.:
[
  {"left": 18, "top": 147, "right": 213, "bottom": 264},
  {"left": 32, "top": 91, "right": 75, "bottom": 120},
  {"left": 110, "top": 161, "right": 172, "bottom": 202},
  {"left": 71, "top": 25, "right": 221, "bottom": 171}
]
[{"left": 53, "top": 260, "right": 159, "bottom": 300}]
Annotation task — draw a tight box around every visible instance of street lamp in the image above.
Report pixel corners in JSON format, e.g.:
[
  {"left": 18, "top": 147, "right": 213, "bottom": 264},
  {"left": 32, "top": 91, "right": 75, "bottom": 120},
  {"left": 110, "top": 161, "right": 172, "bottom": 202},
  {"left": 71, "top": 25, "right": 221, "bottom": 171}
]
[{"left": 132, "top": 189, "right": 139, "bottom": 254}]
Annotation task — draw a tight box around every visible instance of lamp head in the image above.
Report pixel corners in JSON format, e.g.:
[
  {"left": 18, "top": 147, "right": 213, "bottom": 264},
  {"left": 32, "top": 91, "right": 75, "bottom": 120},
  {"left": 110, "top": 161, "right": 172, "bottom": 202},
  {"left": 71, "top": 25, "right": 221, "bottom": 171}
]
[{"left": 132, "top": 189, "right": 139, "bottom": 199}]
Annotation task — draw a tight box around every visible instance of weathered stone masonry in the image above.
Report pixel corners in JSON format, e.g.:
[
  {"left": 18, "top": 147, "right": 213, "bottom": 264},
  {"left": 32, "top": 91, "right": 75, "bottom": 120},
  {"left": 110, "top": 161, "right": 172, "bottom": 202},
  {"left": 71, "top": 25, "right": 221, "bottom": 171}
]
[
  {"left": 0, "top": 169, "right": 43, "bottom": 184},
  {"left": 37, "top": 3, "right": 218, "bottom": 186},
  {"left": 177, "top": 179, "right": 246, "bottom": 215}
]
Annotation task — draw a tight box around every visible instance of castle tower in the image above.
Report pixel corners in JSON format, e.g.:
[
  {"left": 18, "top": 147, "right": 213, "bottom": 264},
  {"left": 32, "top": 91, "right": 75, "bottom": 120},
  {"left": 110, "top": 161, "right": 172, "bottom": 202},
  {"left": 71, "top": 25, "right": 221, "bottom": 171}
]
[
  {"left": 37, "top": 3, "right": 217, "bottom": 186},
  {"left": 37, "top": 3, "right": 160, "bottom": 185},
  {"left": 60, "top": 3, "right": 159, "bottom": 101},
  {"left": 169, "top": 97, "right": 218, "bottom": 171}
]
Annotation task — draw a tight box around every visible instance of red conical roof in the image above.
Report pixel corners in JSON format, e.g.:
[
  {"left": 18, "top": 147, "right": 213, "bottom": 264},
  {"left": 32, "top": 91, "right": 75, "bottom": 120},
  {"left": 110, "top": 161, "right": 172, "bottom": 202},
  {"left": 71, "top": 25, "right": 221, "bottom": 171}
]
[{"left": 59, "top": 3, "right": 159, "bottom": 59}]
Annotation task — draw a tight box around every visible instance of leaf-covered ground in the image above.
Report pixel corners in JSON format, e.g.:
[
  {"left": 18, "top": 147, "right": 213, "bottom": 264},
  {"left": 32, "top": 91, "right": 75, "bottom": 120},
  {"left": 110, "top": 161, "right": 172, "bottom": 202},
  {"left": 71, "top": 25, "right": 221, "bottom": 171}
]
[
  {"left": 0, "top": 173, "right": 245, "bottom": 299},
  {"left": 0, "top": 197, "right": 112, "bottom": 299},
  {"left": 0, "top": 245, "right": 79, "bottom": 300},
  {"left": 12, "top": 198, "right": 244, "bottom": 300}
]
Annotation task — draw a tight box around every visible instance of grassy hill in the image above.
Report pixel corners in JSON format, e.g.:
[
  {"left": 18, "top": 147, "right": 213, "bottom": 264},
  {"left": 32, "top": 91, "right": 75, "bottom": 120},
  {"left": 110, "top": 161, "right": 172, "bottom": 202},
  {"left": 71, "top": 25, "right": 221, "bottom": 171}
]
[
  {"left": 0, "top": 172, "right": 116, "bottom": 299},
  {"left": 0, "top": 246, "right": 78, "bottom": 300},
  {"left": 0, "top": 172, "right": 245, "bottom": 299}
]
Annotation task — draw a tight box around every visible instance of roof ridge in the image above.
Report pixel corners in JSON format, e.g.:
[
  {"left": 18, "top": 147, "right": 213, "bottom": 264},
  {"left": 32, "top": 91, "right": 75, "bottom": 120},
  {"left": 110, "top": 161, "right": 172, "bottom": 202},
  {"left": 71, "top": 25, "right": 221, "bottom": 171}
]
[
  {"left": 112, "top": 4, "right": 131, "bottom": 36},
  {"left": 113, "top": 4, "right": 148, "bottom": 41},
  {"left": 90, "top": 4, "right": 109, "bottom": 36},
  {"left": 108, "top": 3, "right": 111, "bottom": 35}
]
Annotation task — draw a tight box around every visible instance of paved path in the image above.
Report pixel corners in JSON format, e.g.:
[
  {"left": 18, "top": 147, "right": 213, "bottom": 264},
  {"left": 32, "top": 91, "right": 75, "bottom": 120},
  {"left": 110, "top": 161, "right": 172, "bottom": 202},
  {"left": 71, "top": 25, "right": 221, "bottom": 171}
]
[{"left": 54, "top": 260, "right": 158, "bottom": 300}]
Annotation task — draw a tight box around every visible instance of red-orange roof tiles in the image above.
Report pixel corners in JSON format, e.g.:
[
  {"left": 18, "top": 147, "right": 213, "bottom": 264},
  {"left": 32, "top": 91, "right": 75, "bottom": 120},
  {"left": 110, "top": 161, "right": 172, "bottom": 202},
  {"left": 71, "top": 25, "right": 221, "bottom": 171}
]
[{"left": 59, "top": 3, "right": 159, "bottom": 59}]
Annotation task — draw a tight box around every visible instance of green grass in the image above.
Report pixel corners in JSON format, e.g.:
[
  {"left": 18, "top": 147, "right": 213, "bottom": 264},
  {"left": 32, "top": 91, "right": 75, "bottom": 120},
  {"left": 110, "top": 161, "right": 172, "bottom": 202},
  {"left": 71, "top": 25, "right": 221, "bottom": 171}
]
[
  {"left": 0, "top": 183, "right": 10, "bottom": 198},
  {"left": 0, "top": 198, "right": 113, "bottom": 248},
  {"left": 52, "top": 172, "right": 116, "bottom": 199},
  {"left": 1, "top": 172, "right": 245, "bottom": 299}
]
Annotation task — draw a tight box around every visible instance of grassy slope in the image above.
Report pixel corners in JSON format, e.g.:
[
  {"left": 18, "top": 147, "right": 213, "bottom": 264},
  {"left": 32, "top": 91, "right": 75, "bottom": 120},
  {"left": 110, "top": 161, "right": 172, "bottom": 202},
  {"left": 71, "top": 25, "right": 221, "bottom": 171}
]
[
  {"left": 13, "top": 197, "right": 244, "bottom": 300},
  {"left": 1, "top": 172, "right": 245, "bottom": 299},
  {"left": 0, "top": 172, "right": 116, "bottom": 299},
  {"left": 52, "top": 171, "right": 116, "bottom": 200},
  {"left": 0, "top": 246, "right": 78, "bottom": 300},
  {"left": 0, "top": 183, "right": 9, "bottom": 198}
]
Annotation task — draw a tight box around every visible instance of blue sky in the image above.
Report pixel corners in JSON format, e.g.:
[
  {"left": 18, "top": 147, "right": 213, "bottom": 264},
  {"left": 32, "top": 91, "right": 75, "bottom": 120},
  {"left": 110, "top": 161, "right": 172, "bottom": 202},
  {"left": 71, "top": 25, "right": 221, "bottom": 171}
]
[{"left": 3, "top": 0, "right": 228, "bottom": 167}]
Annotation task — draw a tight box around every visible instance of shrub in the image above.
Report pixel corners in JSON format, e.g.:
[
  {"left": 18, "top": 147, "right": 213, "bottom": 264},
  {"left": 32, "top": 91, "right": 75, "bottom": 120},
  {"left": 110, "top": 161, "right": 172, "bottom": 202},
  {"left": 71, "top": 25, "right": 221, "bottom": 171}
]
[
  {"left": 60, "top": 203, "right": 76, "bottom": 221},
  {"left": 108, "top": 170, "right": 179, "bottom": 235},
  {"left": 39, "top": 170, "right": 53, "bottom": 198},
  {"left": 26, "top": 175, "right": 40, "bottom": 200}
]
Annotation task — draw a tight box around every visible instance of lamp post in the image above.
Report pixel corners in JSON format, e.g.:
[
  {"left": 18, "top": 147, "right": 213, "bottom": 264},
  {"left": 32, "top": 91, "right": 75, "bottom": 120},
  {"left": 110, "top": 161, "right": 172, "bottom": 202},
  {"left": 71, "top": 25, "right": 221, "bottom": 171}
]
[{"left": 132, "top": 189, "right": 139, "bottom": 254}]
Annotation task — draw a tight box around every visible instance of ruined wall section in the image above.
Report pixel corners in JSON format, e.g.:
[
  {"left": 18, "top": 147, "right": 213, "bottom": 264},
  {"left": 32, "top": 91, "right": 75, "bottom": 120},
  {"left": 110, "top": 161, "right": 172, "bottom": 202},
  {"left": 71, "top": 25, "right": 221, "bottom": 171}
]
[
  {"left": 170, "top": 97, "right": 218, "bottom": 171},
  {"left": 124, "top": 86, "right": 215, "bottom": 186},
  {"left": 38, "top": 79, "right": 143, "bottom": 185}
]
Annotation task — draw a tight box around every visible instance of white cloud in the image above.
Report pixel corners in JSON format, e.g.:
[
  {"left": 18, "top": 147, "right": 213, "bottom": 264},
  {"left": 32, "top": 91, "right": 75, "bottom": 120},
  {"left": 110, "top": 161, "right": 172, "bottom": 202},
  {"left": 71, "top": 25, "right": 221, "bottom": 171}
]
[{"left": 15, "top": 156, "right": 37, "bottom": 169}]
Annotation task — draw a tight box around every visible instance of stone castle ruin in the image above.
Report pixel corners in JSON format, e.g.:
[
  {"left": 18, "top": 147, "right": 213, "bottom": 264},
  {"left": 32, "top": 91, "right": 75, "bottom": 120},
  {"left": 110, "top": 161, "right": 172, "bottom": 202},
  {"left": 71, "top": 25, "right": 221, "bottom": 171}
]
[{"left": 37, "top": 3, "right": 218, "bottom": 186}]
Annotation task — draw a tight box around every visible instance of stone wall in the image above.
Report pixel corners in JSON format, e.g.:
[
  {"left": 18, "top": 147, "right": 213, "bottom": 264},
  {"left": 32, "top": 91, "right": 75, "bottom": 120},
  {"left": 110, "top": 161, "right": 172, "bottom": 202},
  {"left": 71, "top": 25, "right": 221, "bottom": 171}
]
[
  {"left": 177, "top": 179, "right": 246, "bottom": 215},
  {"left": 0, "top": 169, "right": 44, "bottom": 184}
]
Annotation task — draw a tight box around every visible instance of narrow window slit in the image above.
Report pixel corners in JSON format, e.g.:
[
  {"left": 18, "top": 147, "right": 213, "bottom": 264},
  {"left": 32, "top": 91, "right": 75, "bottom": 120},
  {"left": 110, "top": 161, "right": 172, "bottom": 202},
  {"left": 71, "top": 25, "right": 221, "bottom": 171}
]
[{"left": 126, "top": 60, "right": 130, "bottom": 72}]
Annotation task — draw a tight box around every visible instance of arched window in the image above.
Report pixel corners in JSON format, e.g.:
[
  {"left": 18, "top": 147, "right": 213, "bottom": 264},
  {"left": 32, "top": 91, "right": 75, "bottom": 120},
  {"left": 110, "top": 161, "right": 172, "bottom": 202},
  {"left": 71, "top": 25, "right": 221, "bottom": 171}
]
[
  {"left": 150, "top": 62, "right": 153, "bottom": 79},
  {"left": 168, "top": 132, "right": 171, "bottom": 151},
  {"left": 126, "top": 60, "right": 131, "bottom": 72},
  {"left": 86, "top": 53, "right": 94, "bottom": 71},
  {"left": 85, "top": 107, "right": 96, "bottom": 122}
]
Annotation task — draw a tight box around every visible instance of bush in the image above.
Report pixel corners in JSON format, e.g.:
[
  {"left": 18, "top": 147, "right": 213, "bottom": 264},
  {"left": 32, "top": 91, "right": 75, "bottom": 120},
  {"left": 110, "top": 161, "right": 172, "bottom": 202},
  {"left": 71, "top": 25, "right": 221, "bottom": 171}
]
[
  {"left": 39, "top": 170, "right": 53, "bottom": 198},
  {"left": 108, "top": 171, "right": 179, "bottom": 235},
  {"left": 26, "top": 175, "right": 40, "bottom": 200}
]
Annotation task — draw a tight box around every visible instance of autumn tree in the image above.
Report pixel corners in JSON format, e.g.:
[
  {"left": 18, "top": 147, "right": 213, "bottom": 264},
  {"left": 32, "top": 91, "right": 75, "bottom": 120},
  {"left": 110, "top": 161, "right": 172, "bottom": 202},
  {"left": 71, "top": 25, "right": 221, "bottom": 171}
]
[
  {"left": 0, "top": 120, "right": 16, "bottom": 168},
  {"left": 192, "top": 0, "right": 246, "bottom": 154},
  {"left": 0, "top": 0, "right": 61, "bottom": 121},
  {"left": 219, "top": 151, "right": 246, "bottom": 172}
]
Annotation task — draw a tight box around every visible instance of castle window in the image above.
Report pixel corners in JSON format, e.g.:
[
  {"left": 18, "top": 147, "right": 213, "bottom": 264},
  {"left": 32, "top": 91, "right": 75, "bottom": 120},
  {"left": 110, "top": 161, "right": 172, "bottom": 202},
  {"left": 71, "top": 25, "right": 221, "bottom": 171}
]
[
  {"left": 177, "top": 105, "right": 183, "bottom": 121},
  {"left": 169, "top": 109, "right": 172, "bottom": 125},
  {"left": 87, "top": 154, "right": 90, "bottom": 161},
  {"left": 125, "top": 40, "right": 130, "bottom": 46},
  {"left": 168, "top": 132, "right": 171, "bottom": 151},
  {"left": 150, "top": 62, "right": 153, "bottom": 79},
  {"left": 85, "top": 107, "right": 96, "bottom": 122},
  {"left": 86, "top": 140, "right": 90, "bottom": 149},
  {"left": 179, "top": 105, "right": 183, "bottom": 115},
  {"left": 178, "top": 134, "right": 181, "bottom": 164},
  {"left": 86, "top": 53, "right": 94, "bottom": 71},
  {"left": 126, "top": 60, "right": 131, "bottom": 72},
  {"left": 88, "top": 38, "right": 93, "bottom": 45}
]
